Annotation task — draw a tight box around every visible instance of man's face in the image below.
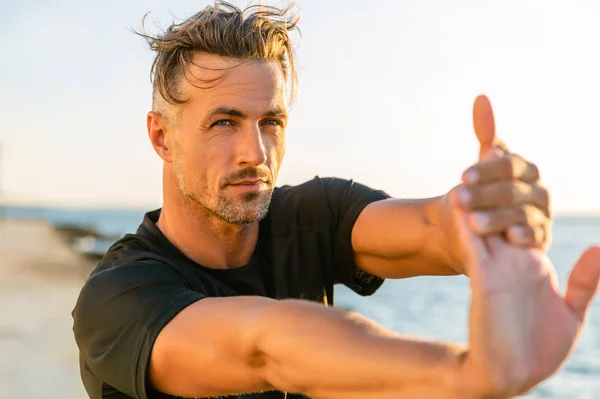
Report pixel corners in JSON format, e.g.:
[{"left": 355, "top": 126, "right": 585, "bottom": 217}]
[{"left": 165, "top": 54, "right": 288, "bottom": 224}]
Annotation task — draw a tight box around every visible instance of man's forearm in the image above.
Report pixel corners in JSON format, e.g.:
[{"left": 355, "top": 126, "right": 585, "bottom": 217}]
[
  {"left": 352, "top": 196, "right": 467, "bottom": 278},
  {"left": 255, "top": 299, "right": 471, "bottom": 398}
]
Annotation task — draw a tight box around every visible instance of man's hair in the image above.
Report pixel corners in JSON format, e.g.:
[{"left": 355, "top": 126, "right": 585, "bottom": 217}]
[{"left": 138, "top": 1, "right": 300, "bottom": 114}]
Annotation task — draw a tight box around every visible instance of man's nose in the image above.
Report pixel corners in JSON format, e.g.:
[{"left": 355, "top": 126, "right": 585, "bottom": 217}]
[{"left": 235, "top": 124, "right": 268, "bottom": 167}]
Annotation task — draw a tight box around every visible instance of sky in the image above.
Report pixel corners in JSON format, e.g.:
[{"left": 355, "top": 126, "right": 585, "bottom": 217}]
[{"left": 1, "top": 0, "right": 599, "bottom": 214}]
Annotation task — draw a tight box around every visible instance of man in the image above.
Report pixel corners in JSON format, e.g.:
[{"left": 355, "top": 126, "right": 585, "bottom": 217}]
[{"left": 72, "top": 2, "right": 600, "bottom": 399}]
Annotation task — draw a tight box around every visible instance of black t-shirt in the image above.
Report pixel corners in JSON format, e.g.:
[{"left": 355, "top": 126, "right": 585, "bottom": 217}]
[{"left": 72, "top": 177, "right": 390, "bottom": 399}]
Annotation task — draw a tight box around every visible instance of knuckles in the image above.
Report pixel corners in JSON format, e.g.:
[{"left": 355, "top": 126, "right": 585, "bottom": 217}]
[
  {"left": 500, "top": 155, "right": 518, "bottom": 177},
  {"left": 470, "top": 153, "right": 541, "bottom": 181},
  {"left": 538, "top": 186, "right": 551, "bottom": 211},
  {"left": 458, "top": 151, "right": 552, "bottom": 245},
  {"left": 528, "top": 162, "right": 541, "bottom": 181}
]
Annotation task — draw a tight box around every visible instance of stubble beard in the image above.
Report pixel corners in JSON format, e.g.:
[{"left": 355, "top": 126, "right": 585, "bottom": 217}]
[
  {"left": 210, "top": 190, "right": 273, "bottom": 225},
  {"left": 183, "top": 188, "right": 273, "bottom": 225},
  {"left": 174, "top": 164, "right": 273, "bottom": 225}
]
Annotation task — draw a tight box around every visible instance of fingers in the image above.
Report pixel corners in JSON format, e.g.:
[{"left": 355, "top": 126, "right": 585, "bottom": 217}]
[
  {"left": 564, "top": 246, "right": 600, "bottom": 320},
  {"left": 458, "top": 149, "right": 551, "bottom": 250},
  {"left": 484, "top": 235, "right": 506, "bottom": 254},
  {"left": 467, "top": 96, "right": 551, "bottom": 252},
  {"left": 472, "top": 95, "right": 510, "bottom": 158},
  {"left": 473, "top": 95, "right": 495, "bottom": 147},
  {"left": 466, "top": 205, "right": 547, "bottom": 236},
  {"left": 473, "top": 95, "right": 498, "bottom": 157},
  {"left": 459, "top": 180, "right": 550, "bottom": 215},
  {"left": 505, "top": 224, "right": 547, "bottom": 247},
  {"left": 462, "top": 153, "right": 541, "bottom": 184}
]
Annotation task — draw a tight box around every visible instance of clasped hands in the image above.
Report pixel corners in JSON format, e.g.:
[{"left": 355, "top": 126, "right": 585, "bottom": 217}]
[
  {"left": 448, "top": 95, "right": 600, "bottom": 397},
  {"left": 455, "top": 95, "right": 550, "bottom": 252}
]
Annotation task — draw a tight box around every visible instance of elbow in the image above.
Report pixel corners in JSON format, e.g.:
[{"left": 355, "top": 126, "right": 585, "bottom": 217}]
[{"left": 249, "top": 300, "right": 311, "bottom": 395}]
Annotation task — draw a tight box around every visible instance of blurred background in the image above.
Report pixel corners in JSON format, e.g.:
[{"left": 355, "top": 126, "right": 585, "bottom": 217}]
[{"left": 1, "top": 0, "right": 599, "bottom": 397}]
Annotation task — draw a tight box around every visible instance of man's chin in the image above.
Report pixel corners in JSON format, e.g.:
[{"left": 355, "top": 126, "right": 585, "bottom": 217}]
[
  {"left": 217, "top": 207, "right": 269, "bottom": 225},
  {"left": 239, "top": 191, "right": 273, "bottom": 217},
  {"left": 213, "top": 191, "right": 272, "bottom": 225},
  {"left": 239, "top": 189, "right": 271, "bottom": 202}
]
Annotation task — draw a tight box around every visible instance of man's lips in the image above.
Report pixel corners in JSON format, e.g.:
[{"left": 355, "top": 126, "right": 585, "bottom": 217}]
[
  {"left": 226, "top": 179, "right": 270, "bottom": 192},
  {"left": 229, "top": 179, "right": 267, "bottom": 186}
]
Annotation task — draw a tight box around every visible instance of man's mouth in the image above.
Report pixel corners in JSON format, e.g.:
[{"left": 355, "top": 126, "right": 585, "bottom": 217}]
[
  {"left": 229, "top": 179, "right": 266, "bottom": 186},
  {"left": 227, "top": 179, "right": 269, "bottom": 192}
]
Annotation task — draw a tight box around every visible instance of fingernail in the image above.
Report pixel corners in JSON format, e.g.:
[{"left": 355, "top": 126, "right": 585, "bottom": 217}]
[
  {"left": 469, "top": 212, "right": 490, "bottom": 231},
  {"left": 509, "top": 225, "right": 526, "bottom": 240},
  {"left": 458, "top": 187, "right": 472, "bottom": 206},
  {"left": 464, "top": 169, "right": 479, "bottom": 184},
  {"left": 485, "top": 148, "right": 504, "bottom": 159}
]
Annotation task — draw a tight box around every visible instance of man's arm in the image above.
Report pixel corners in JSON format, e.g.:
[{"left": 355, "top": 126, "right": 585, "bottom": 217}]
[
  {"left": 150, "top": 296, "right": 476, "bottom": 399},
  {"left": 351, "top": 195, "right": 464, "bottom": 278},
  {"left": 351, "top": 96, "right": 552, "bottom": 280},
  {"left": 351, "top": 151, "right": 551, "bottom": 279}
]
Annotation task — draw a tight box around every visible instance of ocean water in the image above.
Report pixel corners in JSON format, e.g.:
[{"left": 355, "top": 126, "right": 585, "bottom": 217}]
[{"left": 5, "top": 206, "right": 600, "bottom": 398}]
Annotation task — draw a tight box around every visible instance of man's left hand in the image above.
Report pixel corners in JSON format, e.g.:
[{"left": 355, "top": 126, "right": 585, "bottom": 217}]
[{"left": 453, "top": 95, "right": 551, "bottom": 250}]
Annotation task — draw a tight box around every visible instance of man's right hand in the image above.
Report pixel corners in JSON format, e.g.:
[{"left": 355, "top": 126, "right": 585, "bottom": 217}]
[{"left": 451, "top": 195, "right": 600, "bottom": 397}]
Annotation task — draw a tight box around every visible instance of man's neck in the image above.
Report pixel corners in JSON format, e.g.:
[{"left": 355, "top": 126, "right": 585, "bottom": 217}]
[{"left": 157, "top": 199, "right": 260, "bottom": 270}]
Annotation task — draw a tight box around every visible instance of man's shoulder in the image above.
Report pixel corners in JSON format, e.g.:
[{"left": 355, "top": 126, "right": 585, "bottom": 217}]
[
  {"left": 91, "top": 208, "right": 180, "bottom": 274},
  {"left": 82, "top": 229, "right": 236, "bottom": 301},
  {"left": 85, "top": 231, "right": 187, "bottom": 288},
  {"left": 75, "top": 234, "right": 204, "bottom": 325}
]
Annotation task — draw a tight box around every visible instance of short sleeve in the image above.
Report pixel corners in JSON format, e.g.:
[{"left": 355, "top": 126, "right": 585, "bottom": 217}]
[
  {"left": 72, "top": 261, "right": 204, "bottom": 399},
  {"left": 322, "top": 177, "right": 391, "bottom": 296}
]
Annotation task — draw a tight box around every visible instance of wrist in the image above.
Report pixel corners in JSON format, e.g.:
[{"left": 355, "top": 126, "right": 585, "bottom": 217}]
[
  {"left": 437, "top": 193, "right": 468, "bottom": 273},
  {"left": 457, "top": 352, "right": 526, "bottom": 399},
  {"left": 423, "top": 347, "right": 486, "bottom": 399}
]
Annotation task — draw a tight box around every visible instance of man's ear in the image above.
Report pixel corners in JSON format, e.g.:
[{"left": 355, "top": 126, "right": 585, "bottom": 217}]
[{"left": 147, "top": 111, "right": 173, "bottom": 162}]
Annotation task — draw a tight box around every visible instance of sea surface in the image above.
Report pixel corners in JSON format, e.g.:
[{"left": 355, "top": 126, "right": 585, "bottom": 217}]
[{"left": 5, "top": 206, "right": 600, "bottom": 398}]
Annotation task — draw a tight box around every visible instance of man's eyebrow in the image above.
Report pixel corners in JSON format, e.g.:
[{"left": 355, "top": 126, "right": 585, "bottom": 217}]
[
  {"left": 206, "top": 106, "right": 288, "bottom": 119},
  {"left": 264, "top": 107, "right": 288, "bottom": 118},
  {"left": 207, "top": 107, "right": 246, "bottom": 118}
]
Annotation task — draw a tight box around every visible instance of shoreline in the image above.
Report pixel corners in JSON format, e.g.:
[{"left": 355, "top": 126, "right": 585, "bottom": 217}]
[{"left": 0, "top": 218, "right": 93, "bottom": 398}]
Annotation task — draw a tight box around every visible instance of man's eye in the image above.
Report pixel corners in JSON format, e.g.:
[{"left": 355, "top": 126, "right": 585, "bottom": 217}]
[
  {"left": 213, "top": 120, "right": 233, "bottom": 127},
  {"left": 262, "top": 119, "right": 282, "bottom": 127}
]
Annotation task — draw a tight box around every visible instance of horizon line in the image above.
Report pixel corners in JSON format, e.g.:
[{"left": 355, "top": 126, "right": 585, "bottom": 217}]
[{"left": 1, "top": 200, "right": 599, "bottom": 218}]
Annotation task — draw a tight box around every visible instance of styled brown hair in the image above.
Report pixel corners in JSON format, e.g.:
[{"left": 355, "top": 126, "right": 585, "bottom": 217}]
[{"left": 137, "top": 1, "right": 300, "bottom": 113}]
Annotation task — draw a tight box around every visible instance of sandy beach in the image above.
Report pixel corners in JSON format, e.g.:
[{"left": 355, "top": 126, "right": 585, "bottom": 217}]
[{"left": 0, "top": 219, "right": 91, "bottom": 398}]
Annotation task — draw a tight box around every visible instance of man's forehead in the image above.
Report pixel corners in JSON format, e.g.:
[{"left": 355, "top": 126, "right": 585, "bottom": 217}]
[
  {"left": 181, "top": 53, "right": 287, "bottom": 111},
  {"left": 185, "top": 52, "right": 285, "bottom": 89},
  {"left": 188, "top": 52, "right": 244, "bottom": 76}
]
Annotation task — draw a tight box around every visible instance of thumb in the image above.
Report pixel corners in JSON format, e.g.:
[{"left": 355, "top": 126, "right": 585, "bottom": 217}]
[
  {"left": 564, "top": 245, "right": 600, "bottom": 320},
  {"left": 472, "top": 94, "right": 508, "bottom": 159}
]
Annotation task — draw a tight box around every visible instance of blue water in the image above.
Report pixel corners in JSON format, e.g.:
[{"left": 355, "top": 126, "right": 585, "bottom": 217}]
[{"left": 5, "top": 206, "right": 600, "bottom": 397}]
